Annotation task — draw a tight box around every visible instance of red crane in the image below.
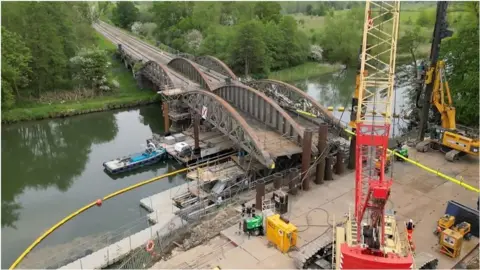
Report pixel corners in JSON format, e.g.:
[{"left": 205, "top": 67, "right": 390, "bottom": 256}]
[{"left": 295, "top": 1, "right": 438, "bottom": 269}]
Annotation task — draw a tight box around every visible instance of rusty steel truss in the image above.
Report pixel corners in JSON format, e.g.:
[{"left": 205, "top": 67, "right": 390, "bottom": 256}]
[
  {"left": 247, "top": 79, "right": 348, "bottom": 138},
  {"left": 180, "top": 90, "right": 275, "bottom": 168},
  {"left": 137, "top": 61, "right": 175, "bottom": 91},
  {"left": 194, "top": 56, "right": 237, "bottom": 80},
  {"left": 168, "top": 58, "right": 213, "bottom": 91},
  {"left": 213, "top": 84, "right": 317, "bottom": 154}
]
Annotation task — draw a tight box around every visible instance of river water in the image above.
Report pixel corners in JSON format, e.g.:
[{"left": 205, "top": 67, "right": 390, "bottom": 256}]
[
  {"left": 293, "top": 68, "right": 410, "bottom": 136},
  {"left": 1, "top": 69, "right": 410, "bottom": 268},
  {"left": 1, "top": 105, "right": 188, "bottom": 268}
]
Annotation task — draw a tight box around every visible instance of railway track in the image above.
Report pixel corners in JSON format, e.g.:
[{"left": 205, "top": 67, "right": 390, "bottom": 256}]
[
  {"left": 94, "top": 23, "right": 197, "bottom": 87},
  {"left": 95, "top": 22, "right": 227, "bottom": 85}
]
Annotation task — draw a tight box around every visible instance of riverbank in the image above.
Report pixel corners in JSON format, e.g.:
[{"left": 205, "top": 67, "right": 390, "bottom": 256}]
[
  {"left": 268, "top": 62, "right": 343, "bottom": 82},
  {"left": 2, "top": 25, "right": 342, "bottom": 124},
  {"left": 1, "top": 34, "right": 157, "bottom": 124}
]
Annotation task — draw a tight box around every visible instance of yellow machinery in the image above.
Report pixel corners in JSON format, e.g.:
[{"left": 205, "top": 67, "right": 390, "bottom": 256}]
[
  {"left": 439, "top": 228, "right": 463, "bottom": 258},
  {"left": 452, "top": 221, "right": 472, "bottom": 241},
  {"left": 416, "top": 60, "right": 480, "bottom": 161},
  {"left": 434, "top": 214, "right": 455, "bottom": 235},
  {"left": 433, "top": 215, "right": 472, "bottom": 242},
  {"left": 266, "top": 214, "right": 297, "bottom": 253}
]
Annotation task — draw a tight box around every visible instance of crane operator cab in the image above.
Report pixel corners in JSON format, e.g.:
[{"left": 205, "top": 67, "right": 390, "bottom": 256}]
[{"left": 362, "top": 223, "right": 381, "bottom": 250}]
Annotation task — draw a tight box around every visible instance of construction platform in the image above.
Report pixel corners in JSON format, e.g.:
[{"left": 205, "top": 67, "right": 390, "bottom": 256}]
[
  {"left": 152, "top": 130, "right": 235, "bottom": 165},
  {"left": 60, "top": 184, "right": 189, "bottom": 269},
  {"left": 151, "top": 147, "right": 479, "bottom": 269},
  {"left": 237, "top": 110, "right": 303, "bottom": 158}
]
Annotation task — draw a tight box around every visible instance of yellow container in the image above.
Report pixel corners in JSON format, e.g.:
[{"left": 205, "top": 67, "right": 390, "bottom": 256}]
[{"left": 266, "top": 214, "right": 297, "bottom": 253}]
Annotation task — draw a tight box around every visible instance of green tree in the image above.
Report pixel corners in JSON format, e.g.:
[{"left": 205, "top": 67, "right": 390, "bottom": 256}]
[
  {"left": 1, "top": 27, "right": 32, "bottom": 109},
  {"left": 263, "top": 21, "right": 286, "bottom": 70},
  {"left": 199, "top": 26, "right": 235, "bottom": 61},
  {"left": 279, "top": 16, "right": 310, "bottom": 67},
  {"left": 69, "top": 47, "right": 111, "bottom": 94},
  {"left": 316, "top": 8, "right": 363, "bottom": 66},
  {"left": 2, "top": 2, "right": 95, "bottom": 97},
  {"left": 231, "top": 20, "right": 268, "bottom": 76},
  {"left": 112, "top": 2, "right": 139, "bottom": 29},
  {"left": 440, "top": 2, "right": 479, "bottom": 126},
  {"left": 191, "top": 2, "right": 221, "bottom": 31},
  {"left": 151, "top": 1, "right": 194, "bottom": 46},
  {"left": 398, "top": 26, "right": 426, "bottom": 68},
  {"left": 416, "top": 9, "right": 435, "bottom": 27},
  {"left": 254, "top": 2, "right": 282, "bottom": 23},
  {"left": 306, "top": 4, "right": 313, "bottom": 15}
]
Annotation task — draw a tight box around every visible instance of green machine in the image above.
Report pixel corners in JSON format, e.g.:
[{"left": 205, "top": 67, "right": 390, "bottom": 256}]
[
  {"left": 394, "top": 142, "right": 409, "bottom": 161},
  {"left": 243, "top": 215, "right": 264, "bottom": 236}
]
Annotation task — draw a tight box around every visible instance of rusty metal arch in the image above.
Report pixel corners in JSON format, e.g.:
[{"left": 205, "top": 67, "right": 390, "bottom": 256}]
[
  {"left": 212, "top": 84, "right": 318, "bottom": 154},
  {"left": 195, "top": 56, "right": 237, "bottom": 80},
  {"left": 168, "top": 58, "right": 213, "bottom": 91},
  {"left": 247, "top": 79, "right": 347, "bottom": 136},
  {"left": 137, "top": 61, "right": 175, "bottom": 90},
  {"left": 181, "top": 90, "right": 274, "bottom": 168}
]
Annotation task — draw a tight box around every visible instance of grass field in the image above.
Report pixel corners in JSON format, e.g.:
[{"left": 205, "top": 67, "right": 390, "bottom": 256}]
[{"left": 2, "top": 33, "right": 157, "bottom": 124}]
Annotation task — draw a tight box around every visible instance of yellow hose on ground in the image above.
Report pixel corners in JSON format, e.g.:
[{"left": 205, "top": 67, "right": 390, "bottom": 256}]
[{"left": 343, "top": 129, "right": 479, "bottom": 193}]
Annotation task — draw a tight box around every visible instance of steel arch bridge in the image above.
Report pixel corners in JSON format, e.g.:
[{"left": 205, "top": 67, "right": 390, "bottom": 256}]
[
  {"left": 180, "top": 90, "right": 275, "bottom": 168},
  {"left": 247, "top": 79, "right": 348, "bottom": 138},
  {"left": 212, "top": 84, "right": 318, "bottom": 154}
]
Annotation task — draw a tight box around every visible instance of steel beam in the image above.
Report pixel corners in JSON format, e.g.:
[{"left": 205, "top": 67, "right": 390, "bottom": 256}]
[
  {"left": 255, "top": 180, "right": 265, "bottom": 210},
  {"left": 195, "top": 56, "right": 237, "bottom": 80},
  {"left": 138, "top": 61, "right": 176, "bottom": 91},
  {"left": 247, "top": 79, "right": 347, "bottom": 138},
  {"left": 335, "top": 150, "right": 346, "bottom": 175},
  {"left": 193, "top": 114, "right": 200, "bottom": 151},
  {"left": 315, "top": 124, "right": 328, "bottom": 185},
  {"left": 168, "top": 58, "right": 213, "bottom": 91},
  {"left": 163, "top": 102, "right": 170, "bottom": 134},
  {"left": 301, "top": 129, "right": 313, "bottom": 190}
]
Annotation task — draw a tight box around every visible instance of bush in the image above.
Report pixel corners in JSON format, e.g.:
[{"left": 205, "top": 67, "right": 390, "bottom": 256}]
[{"left": 69, "top": 47, "right": 112, "bottom": 94}]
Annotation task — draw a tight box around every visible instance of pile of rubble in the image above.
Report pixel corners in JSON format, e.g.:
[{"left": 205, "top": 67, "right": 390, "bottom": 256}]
[{"left": 179, "top": 207, "right": 240, "bottom": 251}]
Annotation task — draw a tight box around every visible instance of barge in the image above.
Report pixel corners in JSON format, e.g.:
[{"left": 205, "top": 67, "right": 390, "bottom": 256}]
[{"left": 103, "top": 140, "right": 167, "bottom": 174}]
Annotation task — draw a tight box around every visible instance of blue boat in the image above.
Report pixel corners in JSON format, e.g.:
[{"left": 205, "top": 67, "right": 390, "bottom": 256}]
[{"left": 103, "top": 140, "right": 167, "bottom": 174}]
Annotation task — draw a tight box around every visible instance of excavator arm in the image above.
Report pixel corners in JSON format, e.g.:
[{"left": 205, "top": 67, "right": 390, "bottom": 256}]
[{"left": 425, "top": 60, "right": 456, "bottom": 130}]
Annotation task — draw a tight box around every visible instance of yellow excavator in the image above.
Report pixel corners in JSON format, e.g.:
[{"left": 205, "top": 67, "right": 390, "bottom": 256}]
[{"left": 415, "top": 60, "right": 479, "bottom": 161}]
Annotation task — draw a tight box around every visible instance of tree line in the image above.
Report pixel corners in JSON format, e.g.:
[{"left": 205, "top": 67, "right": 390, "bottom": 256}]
[
  {"left": 1, "top": 2, "right": 113, "bottom": 109},
  {"left": 106, "top": 1, "right": 312, "bottom": 77}
]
